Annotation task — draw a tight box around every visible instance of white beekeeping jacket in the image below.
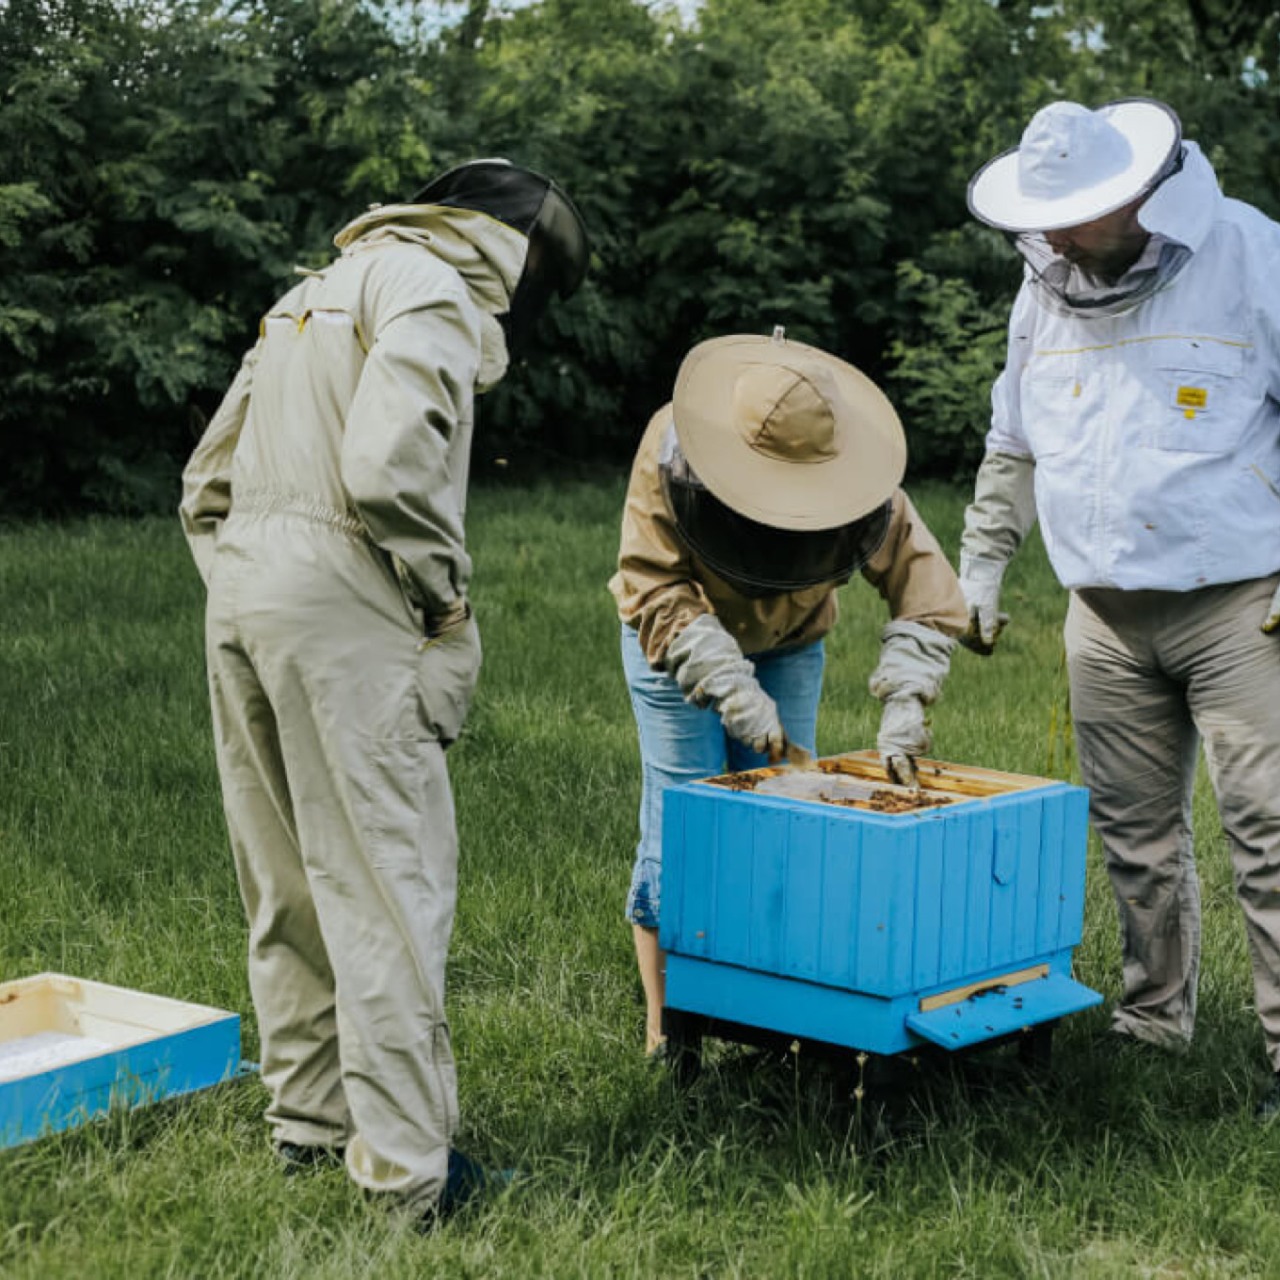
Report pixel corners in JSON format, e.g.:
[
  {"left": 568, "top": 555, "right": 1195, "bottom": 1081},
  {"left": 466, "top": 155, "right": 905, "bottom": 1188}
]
[{"left": 986, "top": 142, "right": 1280, "bottom": 591}]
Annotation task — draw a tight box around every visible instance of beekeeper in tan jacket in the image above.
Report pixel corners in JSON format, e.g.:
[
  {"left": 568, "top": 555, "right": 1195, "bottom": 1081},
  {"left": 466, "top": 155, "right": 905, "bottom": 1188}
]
[
  {"left": 609, "top": 331, "right": 968, "bottom": 1056},
  {"left": 180, "top": 160, "right": 587, "bottom": 1222}
]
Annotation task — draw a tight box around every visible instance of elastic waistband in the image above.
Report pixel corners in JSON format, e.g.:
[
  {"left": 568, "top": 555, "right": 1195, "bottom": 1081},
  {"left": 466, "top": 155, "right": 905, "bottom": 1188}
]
[{"left": 231, "top": 489, "right": 370, "bottom": 539}]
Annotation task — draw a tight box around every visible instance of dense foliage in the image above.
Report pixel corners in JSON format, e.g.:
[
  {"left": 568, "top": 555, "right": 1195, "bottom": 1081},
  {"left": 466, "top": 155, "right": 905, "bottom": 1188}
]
[{"left": 3, "top": 0, "right": 1279, "bottom": 512}]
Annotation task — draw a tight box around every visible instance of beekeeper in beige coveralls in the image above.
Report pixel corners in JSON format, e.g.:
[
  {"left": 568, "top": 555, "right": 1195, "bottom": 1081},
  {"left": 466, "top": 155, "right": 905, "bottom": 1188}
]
[
  {"left": 610, "top": 332, "right": 969, "bottom": 1056},
  {"left": 180, "top": 161, "right": 587, "bottom": 1219}
]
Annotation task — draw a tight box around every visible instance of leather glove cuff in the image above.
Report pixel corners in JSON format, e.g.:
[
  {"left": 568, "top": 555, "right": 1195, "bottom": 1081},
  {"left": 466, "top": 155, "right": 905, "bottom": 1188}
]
[
  {"left": 665, "top": 613, "right": 755, "bottom": 708},
  {"left": 958, "top": 553, "right": 1007, "bottom": 586},
  {"left": 869, "top": 621, "right": 955, "bottom": 705}
]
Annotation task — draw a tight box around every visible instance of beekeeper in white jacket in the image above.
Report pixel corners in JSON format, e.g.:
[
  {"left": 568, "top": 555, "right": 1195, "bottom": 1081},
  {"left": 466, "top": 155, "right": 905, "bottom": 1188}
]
[
  {"left": 180, "top": 160, "right": 588, "bottom": 1219},
  {"left": 958, "top": 97, "right": 1280, "bottom": 1116}
]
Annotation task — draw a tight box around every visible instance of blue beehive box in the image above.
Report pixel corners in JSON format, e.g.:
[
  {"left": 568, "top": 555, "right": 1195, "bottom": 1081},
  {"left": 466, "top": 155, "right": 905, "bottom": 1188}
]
[
  {"left": 661, "top": 751, "right": 1101, "bottom": 1056},
  {"left": 0, "top": 973, "right": 246, "bottom": 1148}
]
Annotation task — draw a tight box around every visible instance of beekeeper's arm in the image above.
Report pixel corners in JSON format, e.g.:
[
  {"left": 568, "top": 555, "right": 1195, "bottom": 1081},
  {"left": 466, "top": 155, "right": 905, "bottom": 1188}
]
[
  {"left": 959, "top": 288, "right": 1039, "bottom": 653},
  {"left": 340, "top": 279, "right": 481, "bottom": 635},
  {"left": 861, "top": 490, "right": 968, "bottom": 786},
  {"left": 663, "top": 614, "right": 787, "bottom": 758},
  {"left": 179, "top": 345, "right": 259, "bottom": 586},
  {"left": 610, "top": 415, "right": 787, "bottom": 759},
  {"left": 1254, "top": 239, "right": 1280, "bottom": 634}
]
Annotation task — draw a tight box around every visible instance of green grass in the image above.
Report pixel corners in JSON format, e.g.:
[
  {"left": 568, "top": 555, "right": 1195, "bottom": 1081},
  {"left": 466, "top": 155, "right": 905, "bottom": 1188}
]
[{"left": 0, "top": 479, "right": 1272, "bottom": 1278}]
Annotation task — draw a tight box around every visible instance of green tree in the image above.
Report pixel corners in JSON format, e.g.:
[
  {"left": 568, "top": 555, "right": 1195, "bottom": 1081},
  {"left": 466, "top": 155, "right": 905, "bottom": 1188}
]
[
  {"left": 0, "top": 0, "right": 450, "bottom": 513},
  {"left": 5, "top": 0, "right": 1280, "bottom": 511}
]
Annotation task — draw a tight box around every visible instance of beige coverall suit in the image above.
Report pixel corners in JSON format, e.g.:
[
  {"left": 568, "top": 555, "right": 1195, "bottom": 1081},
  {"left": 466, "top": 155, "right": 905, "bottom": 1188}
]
[{"left": 181, "top": 206, "right": 525, "bottom": 1211}]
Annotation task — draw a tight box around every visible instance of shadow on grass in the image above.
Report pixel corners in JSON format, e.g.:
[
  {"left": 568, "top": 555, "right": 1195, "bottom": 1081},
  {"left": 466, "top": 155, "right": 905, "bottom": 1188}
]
[{"left": 541, "top": 1005, "right": 1280, "bottom": 1200}]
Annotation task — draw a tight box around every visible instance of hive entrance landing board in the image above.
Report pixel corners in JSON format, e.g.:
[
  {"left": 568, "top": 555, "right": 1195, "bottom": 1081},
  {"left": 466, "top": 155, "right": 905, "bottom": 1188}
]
[{"left": 905, "top": 971, "right": 1102, "bottom": 1050}]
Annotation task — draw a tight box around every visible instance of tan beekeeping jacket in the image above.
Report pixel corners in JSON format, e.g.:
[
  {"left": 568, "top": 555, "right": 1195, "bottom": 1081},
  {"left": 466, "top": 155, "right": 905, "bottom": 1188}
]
[
  {"left": 180, "top": 204, "right": 526, "bottom": 618},
  {"left": 609, "top": 408, "right": 968, "bottom": 666}
]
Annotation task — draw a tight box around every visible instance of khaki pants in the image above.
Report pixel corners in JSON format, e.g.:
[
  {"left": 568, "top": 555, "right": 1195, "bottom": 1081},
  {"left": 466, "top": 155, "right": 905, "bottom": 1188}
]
[
  {"left": 1066, "top": 576, "right": 1280, "bottom": 1066},
  {"left": 205, "top": 510, "right": 480, "bottom": 1211}
]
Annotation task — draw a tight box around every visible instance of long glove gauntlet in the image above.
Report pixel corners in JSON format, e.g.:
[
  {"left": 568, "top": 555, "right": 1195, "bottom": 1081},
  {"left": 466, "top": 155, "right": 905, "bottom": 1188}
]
[
  {"left": 957, "top": 451, "right": 1036, "bottom": 654},
  {"left": 958, "top": 553, "right": 1008, "bottom": 655},
  {"left": 869, "top": 621, "right": 957, "bottom": 787},
  {"left": 665, "top": 613, "right": 787, "bottom": 759}
]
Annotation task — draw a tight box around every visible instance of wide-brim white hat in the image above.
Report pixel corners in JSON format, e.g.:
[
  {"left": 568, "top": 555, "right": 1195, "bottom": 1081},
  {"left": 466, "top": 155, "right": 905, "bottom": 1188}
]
[
  {"left": 968, "top": 98, "right": 1181, "bottom": 233},
  {"left": 671, "top": 333, "right": 906, "bottom": 532}
]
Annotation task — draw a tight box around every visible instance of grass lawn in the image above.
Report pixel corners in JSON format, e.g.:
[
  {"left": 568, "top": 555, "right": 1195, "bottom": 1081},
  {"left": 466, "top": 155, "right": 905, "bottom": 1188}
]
[{"left": 1, "top": 477, "right": 1276, "bottom": 1278}]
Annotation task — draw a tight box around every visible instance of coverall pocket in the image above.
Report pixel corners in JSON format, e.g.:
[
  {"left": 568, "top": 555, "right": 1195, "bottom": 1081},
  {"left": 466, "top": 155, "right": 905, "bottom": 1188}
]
[
  {"left": 416, "top": 613, "right": 482, "bottom": 747},
  {"left": 1144, "top": 339, "right": 1247, "bottom": 453}
]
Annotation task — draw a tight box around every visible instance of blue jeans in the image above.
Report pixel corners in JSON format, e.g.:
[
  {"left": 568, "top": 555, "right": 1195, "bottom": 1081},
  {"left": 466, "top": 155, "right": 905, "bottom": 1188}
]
[{"left": 621, "top": 623, "right": 825, "bottom": 928}]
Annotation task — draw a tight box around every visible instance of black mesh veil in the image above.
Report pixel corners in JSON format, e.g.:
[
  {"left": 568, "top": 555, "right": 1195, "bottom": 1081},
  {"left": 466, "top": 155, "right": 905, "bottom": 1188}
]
[
  {"left": 410, "top": 159, "right": 589, "bottom": 347},
  {"left": 660, "top": 430, "right": 891, "bottom": 598}
]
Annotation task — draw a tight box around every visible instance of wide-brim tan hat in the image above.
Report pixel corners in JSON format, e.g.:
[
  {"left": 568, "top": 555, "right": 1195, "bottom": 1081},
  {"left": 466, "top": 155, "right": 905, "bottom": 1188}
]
[
  {"left": 672, "top": 332, "right": 906, "bottom": 532},
  {"left": 968, "top": 97, "right": 1181, "bottom": 233}
]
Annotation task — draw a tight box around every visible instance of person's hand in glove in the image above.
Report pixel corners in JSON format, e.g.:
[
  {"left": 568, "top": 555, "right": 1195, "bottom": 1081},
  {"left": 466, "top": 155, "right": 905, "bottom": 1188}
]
[
  {"left": 718, "top": 677, "right": 788, "bottom": 759},
  {"left": 877, "top": 694, "right": 930, "bottom": 788},
  {"left": 1264, "top": 581, "right": 1280, "bottom": 634},
  {"left": 958, "top": 554, "right": 1009, "bottom": 656},
  {"left": 664, "top": 613, "right": 788, "bottom": 759},
  {"left": 868, "top": 620, "right": 956, "bottom": 788}
]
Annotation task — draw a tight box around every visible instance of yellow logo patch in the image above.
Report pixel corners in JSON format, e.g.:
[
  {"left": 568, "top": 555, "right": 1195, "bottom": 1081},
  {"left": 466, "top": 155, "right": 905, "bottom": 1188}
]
[{"left": 1176, "top": 385, "right": 1208, "bottom": 408}]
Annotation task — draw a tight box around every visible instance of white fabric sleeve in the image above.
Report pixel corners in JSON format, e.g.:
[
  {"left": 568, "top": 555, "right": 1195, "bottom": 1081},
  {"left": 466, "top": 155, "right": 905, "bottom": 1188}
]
[{"left": 1251, "top": 236, "right": 1280, "bottom": 404}]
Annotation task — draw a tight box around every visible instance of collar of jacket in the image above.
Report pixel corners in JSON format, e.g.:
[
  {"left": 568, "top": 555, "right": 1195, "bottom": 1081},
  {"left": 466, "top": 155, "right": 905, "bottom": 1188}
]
[
  {"left": 1137, "top": 140, "right": 1221, "bottom": 253},
  {"left": 333, "top": 203, "right": 527, "bottom": 316},
  {"left": 333, "top": 203, "right": 525, "bottom": 391}
]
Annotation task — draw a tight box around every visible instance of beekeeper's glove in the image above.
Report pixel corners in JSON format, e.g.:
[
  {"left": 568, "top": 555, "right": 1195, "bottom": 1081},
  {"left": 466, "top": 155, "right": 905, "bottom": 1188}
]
[
  {"left": 958, "top": 554, "right": 1009, "bottom": 655},
  {"left": 869, "top": 621, "right": 957, "bottom": 787},
  {"left": 957, "top": 451, "right": 1037, "bottom": 655},
  {"left": 1264, "top": 581, "right": 1280, "bottom": 634},
  {"left": 877, "top": 695, "right": 931, "bottom": 788},
  {"left": 665, "top": 613, "right": 787, "bottom": 759}
]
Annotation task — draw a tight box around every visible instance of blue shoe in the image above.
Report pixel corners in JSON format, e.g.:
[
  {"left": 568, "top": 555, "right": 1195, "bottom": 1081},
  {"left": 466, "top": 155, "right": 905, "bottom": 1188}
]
[{"left": 419, "top": 1150, "right": 514, "bottom": 1227}]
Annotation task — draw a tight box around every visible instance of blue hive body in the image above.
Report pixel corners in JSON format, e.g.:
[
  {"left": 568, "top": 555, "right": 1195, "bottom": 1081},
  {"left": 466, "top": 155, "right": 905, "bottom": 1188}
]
[{"left": 660, "top": 753, "right": 1102, "bottom": 1055}]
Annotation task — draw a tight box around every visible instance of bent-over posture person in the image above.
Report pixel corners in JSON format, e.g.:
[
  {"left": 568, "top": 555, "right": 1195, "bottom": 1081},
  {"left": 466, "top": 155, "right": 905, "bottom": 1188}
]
[
  {"left": 960, "top": 97, "right": 1280, "bottom": 1116},
  {"left": 180, "top": 160, "right": 588, "bottom": 1218},
  {"left": 609, "top": 330, "right": 968, "bottom": 1056}
]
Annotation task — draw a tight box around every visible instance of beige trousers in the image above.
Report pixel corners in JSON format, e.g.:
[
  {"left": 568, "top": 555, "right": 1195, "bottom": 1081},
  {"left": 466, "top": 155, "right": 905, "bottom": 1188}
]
[
  {"left": 205, "top": 510, "right": 480, "bottom": 1211},
  {"left": 1066, "top": 576, "right": 1280, "bottom": 1066}
]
